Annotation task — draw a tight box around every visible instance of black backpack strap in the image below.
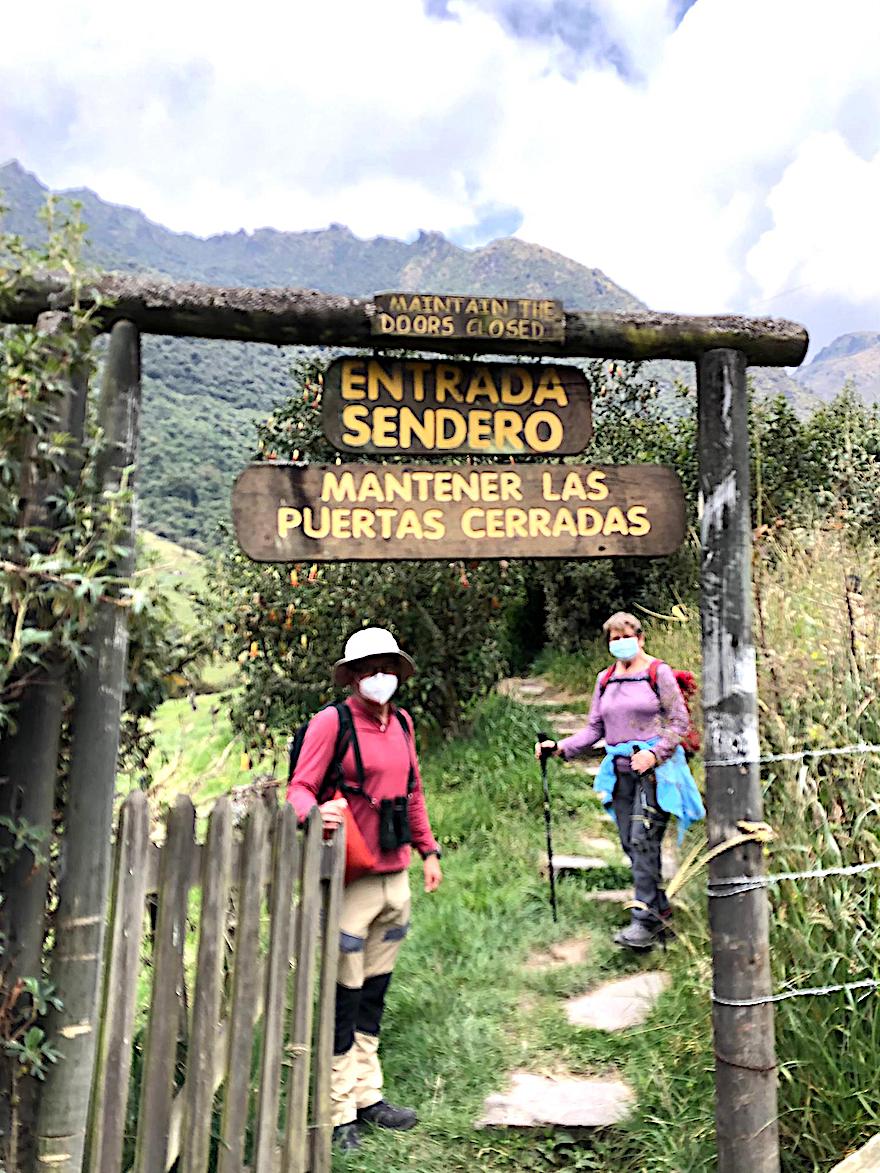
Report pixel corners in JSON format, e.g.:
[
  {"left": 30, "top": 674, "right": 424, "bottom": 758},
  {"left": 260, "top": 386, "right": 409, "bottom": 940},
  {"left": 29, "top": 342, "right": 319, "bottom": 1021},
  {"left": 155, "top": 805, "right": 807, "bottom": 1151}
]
[
  {"left": 313, "top": 702, "right": 366, "bottom": 804},
  {"left": 394, "top": 709, "right": 417, "bottom": 795},
  {"left": 335, "top": 702, "right": 367, "bottom": 797}
]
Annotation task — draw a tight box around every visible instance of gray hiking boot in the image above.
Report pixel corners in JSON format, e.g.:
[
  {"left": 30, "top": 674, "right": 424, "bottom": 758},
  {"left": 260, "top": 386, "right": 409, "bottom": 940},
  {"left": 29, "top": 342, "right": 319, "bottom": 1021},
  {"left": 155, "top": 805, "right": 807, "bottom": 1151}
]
[
  {"left": 332, "top": 1122, "right": 361, "bottom": 1152},
  {"left": 613, "top": 922, "right": 659, "bottom": 951}
]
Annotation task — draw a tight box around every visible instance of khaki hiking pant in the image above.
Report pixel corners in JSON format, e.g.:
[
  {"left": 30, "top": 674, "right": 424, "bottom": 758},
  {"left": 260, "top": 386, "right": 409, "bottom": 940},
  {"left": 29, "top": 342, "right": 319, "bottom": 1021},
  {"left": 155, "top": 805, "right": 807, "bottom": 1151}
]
[{"left": 331, "top": 870, "right": 411, "bottom": 1127}]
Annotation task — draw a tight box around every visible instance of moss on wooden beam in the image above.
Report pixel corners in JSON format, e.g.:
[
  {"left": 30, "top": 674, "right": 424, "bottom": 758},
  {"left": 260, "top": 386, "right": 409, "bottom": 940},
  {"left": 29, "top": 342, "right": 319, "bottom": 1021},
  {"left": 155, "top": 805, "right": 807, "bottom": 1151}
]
[{"left": 1, "top": 271, "right": 809, "bottom": 366}]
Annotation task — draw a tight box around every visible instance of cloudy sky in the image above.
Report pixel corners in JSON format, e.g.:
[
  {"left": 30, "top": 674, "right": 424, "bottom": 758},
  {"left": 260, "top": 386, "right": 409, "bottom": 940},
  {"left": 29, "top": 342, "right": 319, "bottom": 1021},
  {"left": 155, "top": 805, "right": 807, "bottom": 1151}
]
[{"left": 2, "top": 0, "right": 879, "bottom": 350}]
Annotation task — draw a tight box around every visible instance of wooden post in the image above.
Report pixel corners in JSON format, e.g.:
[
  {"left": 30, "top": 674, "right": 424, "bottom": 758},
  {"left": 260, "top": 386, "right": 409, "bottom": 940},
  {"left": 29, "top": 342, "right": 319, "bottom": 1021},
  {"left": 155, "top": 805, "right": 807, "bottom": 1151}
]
[
  {"left": 35, "top": 320, "right": 142, "bottom": 1173},
  {"left": 697, "top": 348, "right": 779, "bottom": 1173},
  {"left": 0, "top": 311, "right": 89, "bottom": 1172}
]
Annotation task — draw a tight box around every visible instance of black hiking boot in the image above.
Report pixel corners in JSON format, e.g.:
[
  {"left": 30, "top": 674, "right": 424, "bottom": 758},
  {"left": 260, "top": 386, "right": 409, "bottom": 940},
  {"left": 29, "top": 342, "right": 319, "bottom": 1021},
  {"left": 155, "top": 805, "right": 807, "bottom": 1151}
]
[
  {"left": 357, "top": 1099, "right": 419, "bottom": 1130},
  {"left": 333, "top": 1122, "right": 362, "bottom": 1152}
]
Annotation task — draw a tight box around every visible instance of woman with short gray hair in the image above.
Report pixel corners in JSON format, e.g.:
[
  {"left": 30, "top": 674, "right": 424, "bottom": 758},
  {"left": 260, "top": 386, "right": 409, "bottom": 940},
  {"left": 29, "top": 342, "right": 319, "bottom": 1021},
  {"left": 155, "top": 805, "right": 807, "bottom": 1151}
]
[{"left": 536, "top": 612, "right": 703, "bottom": 950}]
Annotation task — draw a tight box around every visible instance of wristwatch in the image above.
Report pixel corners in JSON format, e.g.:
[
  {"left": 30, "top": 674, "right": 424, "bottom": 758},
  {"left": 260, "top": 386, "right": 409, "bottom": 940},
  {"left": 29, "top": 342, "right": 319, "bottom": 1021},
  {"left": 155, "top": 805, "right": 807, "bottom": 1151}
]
[{"left": 422, "top": 846, "right": 442, "bottom": 860}]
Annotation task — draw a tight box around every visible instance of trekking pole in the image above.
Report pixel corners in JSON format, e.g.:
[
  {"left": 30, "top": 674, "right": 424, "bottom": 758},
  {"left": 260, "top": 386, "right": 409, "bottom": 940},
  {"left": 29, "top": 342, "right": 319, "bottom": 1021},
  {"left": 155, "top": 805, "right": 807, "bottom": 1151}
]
[{"left": 536, "top": 730, "right": 558, "bottom": 923}]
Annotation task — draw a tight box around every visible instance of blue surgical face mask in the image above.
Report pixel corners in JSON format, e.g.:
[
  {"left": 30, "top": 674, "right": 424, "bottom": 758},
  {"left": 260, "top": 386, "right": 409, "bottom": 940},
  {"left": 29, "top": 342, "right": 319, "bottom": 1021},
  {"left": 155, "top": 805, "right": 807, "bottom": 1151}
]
[{"left": 609, "top": 636, "right": 639, "bottom": 661}]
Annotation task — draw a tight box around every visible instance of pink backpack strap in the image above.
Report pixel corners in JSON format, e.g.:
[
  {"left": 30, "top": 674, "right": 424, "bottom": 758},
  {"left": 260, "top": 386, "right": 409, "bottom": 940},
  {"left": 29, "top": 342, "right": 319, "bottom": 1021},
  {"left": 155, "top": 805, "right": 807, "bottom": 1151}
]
[{"left": 598, "top": 665, "right": 617, "bottom": 694}]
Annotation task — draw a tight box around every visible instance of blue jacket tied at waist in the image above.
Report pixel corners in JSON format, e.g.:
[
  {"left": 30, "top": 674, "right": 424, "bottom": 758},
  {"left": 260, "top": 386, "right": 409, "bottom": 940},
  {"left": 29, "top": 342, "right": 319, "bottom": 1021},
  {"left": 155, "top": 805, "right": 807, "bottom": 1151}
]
[{"left": 593, "top": 738, "right": 705, "bottom": 841}]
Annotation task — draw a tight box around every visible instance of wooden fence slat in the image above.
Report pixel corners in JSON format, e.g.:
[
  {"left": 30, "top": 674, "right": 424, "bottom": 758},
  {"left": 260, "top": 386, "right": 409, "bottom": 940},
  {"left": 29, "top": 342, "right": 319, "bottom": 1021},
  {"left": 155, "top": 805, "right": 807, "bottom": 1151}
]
[
  {"left": 309, "top": 833, "right": 345, "bottom": 1173},
  {"left": 281, "top": 811, "right": 324, "bottom": 1173},
  {"left": 133, "top": 797, "right": 195, "bottom": 1173},
  {"left": 252, "top": 805, "right": 300, "bottom": 1172},
  {"left": 217, "top": 803, "right": 270, "bottom": 1173},
  {"left": 179, "top": 797, "right": 234, "bottom": 1173},
  {"left": 85, "top": 791, "right": 150, "bottom": 1173}
]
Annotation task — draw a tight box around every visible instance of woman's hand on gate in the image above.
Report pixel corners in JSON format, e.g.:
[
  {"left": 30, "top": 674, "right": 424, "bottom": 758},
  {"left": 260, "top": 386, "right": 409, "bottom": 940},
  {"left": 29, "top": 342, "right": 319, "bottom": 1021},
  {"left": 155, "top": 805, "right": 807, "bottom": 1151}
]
[
  {"left": 318, "top": 796, "right": 347, "bottom": 830},
  {"left": 423, "top": 854, "right": 442, "bottom": 893},
  {"left": 631, "top": 748, "right": 657, "bottom": 774}
]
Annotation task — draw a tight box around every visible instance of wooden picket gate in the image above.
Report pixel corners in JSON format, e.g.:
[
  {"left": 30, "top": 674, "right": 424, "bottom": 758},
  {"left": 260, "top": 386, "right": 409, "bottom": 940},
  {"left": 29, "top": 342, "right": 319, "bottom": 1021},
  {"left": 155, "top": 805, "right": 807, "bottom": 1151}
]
[{"left": 84, "top": 791, "right": 344, "bottom": 1173}]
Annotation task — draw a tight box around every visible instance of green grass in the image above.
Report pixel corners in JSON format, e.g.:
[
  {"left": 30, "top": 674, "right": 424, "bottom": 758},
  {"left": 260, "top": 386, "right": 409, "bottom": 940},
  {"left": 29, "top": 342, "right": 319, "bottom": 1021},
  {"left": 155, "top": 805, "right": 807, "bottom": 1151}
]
[{"left": 132, "top": 689, "right": 261, "bottom": 810}]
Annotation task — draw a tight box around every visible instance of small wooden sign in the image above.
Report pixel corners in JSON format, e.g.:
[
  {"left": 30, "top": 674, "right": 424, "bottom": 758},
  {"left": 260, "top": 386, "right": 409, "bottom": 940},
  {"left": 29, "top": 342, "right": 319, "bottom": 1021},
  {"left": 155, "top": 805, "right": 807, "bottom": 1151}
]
[
  {"left": 321, "top": 357, "right": 592, "bottom": 456},
  {"left": 371, "top": 292, "right": 565, "bottom": 343},
  {"left": 232, "top": 462, "right": 685, "bottom": 562}
]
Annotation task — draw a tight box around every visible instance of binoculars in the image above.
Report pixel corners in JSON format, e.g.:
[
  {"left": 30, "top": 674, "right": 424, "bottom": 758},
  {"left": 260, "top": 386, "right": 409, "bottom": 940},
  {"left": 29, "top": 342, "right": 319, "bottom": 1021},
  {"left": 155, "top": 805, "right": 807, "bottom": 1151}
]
[{"left": 378, "top": 796, "right": 412, "bottom": 853}]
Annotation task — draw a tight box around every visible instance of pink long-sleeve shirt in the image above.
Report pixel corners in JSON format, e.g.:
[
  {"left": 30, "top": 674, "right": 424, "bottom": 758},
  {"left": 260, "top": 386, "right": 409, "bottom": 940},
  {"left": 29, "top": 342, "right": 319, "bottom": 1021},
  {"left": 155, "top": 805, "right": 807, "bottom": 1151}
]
[
  {"left": 559, "top": 660, "right": 689, "bottom": 764},
  {"left": 286, "top": 695, "right": 438, "bottom": 872}
]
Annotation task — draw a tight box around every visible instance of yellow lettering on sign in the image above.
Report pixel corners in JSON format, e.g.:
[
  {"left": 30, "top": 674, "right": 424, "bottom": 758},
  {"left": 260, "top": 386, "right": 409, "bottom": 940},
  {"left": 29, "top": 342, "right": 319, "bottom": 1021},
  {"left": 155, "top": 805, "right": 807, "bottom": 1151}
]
[
  {"left": 627, "top": 505, "right": 651, "bottom": 535},
  {"left": 461, "top": 507, "right": 484, "bottom": 539},
  {"left": 577, "top": 508, "right": 603, "bottom": 536},
  {"left": 341, "top": 358, "right": 367, "bottom": 400},
  {"left": 358, "top": 472, "right": 383, "bottom": 501},
  {"left": 465, "top": 367, "right": 500, "bottom": 405},
  {"left": 398, "top": 407, "right": 433, "bottom": 449},
  {"left": 340, "top": 404, "right": 372, "bottom": 446},
  {"left": 529, "top": 508, "right": 553, "bottom": 537},
  {"left": 368, "top": 361, "right": 404, "bottom": 402},
  {"left": 303, "top": 507, "right": 331, "bottom": 539},
  {"left": 542, "top": 472, "right": 560, "bottom": 501},
  {"left": 468, "top": 410, "right": 493, "bottom": 449},
  {"left": 351, "top": 508, "right": 376, "bottom": 539},
  {"left": 506, "top": 507, "right": 528, "bottom": 536},
  {"left": 551, "top": 508, "right": 579, "bottom": 538},
  {"left": 500, "top": 471, "right": 523, "bottom": 501},
  {"left": 321, "top": 472, "right": 358, "bottom": 503},
  {"left": 500, "top": 367, "right": 532, "bottom": 405},
  {"left": 389, "top": 295, "right": 408, "bottom": 312},
  {"left": 371, "top": 406, "right": 399, "bottom": 448},
  {"left": 277, "top": 507, "right": 301, "bottom": 537},
  {"left": 534, "top": 367, "right": 567, "bottom": 406},
  {"left": 434, "top": 365, "right": 464, "bottom": 403},
  {"left": 423, "top": 508, "right": 446, "bottom": 539},
  {"left": 603, "top": 507, "right": 629, "bottom": 535},
  {"left": 409, "top": 362, "right": 431, "bottom": 403},
  {"left": 523, "top": 412, "right": 563, "bottom": 453},
  {"left": 437, "top": 410, "right": 468, "bottom": 450},
  {"left": 586, "top": 470, "right": 608, "bottom": 501}
]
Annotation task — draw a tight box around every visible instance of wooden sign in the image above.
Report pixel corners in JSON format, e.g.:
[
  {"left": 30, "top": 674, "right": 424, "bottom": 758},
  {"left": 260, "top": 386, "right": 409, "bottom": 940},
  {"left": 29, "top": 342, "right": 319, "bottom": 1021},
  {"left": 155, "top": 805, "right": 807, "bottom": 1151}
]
[
  {"left": 371, "top": 292, "right": 565, "bottom": 343},
  {"left": 321, "top": 357, "right": 592, "bottom": 456},
  {"left": 232, "top": 462, "right": 685, "bottom": 562}
]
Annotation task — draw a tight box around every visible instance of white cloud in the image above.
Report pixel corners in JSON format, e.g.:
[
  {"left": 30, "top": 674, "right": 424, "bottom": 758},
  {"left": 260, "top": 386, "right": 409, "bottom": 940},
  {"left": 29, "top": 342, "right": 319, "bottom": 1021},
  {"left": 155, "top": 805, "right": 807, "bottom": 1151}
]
[
  {"left": 747, "top": 133, "right": 880, "bottom": 307},
  {"left": 2, "top": 0, "right": 880, "bottom": 346}
]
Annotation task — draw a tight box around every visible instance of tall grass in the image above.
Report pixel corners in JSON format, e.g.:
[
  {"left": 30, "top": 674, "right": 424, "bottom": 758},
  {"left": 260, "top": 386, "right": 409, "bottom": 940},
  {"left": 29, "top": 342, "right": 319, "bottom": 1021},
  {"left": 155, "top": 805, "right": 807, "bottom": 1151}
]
[{"left": 540, "top": 527, "right": 880, "bottom": 1170}]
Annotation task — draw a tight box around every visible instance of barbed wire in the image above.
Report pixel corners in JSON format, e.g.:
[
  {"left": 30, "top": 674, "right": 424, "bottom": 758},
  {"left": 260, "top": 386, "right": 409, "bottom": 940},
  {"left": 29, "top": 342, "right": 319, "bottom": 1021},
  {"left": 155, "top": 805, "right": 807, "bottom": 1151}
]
[
  {"left": 712, "top": 978, "right": 880, "bottom": 1008},
  {"left": 704, "top": 742, "right": 880, "bottom": 769},
  {"left": 708, "top": 858, "right": 880, "bottom": 898}
]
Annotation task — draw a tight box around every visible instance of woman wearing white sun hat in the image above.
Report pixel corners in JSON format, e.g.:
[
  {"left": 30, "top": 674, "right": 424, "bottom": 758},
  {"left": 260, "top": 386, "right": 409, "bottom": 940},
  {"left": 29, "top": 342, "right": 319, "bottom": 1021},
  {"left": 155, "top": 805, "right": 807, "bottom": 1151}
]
[{"left": 287, "top": 626, "right": 442, "bottom": 1153}]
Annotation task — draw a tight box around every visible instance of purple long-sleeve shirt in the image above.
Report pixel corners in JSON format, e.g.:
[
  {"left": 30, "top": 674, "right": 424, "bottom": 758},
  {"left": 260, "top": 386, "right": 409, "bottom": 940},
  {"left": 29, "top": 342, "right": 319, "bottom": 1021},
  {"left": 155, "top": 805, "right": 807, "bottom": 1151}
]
[{"left": 559, "top": 660, "right": 689, "bottom": 764}]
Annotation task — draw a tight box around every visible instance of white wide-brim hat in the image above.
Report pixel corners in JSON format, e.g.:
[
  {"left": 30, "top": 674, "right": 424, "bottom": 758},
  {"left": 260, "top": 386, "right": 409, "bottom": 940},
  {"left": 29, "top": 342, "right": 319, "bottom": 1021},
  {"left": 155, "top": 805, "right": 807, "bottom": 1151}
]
[{"left": 333, "top": 626, "right": 416, "bottom": 686}]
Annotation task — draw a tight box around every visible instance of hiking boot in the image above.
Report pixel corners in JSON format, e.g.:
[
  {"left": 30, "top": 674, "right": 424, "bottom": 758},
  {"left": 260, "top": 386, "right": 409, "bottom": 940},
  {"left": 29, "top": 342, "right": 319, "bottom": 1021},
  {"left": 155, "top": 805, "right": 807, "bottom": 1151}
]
[
  {"left": 357, "top": 1099, "right": 418, "bottom": 1130},
  {"left": 333, "top": 1121, "right": 362, "bottom": 1151},
  {"left": 613, "top": 921, "right": 660, "bottom": 951}
]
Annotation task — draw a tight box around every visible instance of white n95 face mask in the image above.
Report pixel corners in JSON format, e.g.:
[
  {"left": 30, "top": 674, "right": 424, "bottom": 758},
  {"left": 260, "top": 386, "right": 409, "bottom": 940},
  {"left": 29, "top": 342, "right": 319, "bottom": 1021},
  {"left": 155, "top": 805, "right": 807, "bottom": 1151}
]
[{"left": 359, "top": 672, "right": 399, "bottom": 705}]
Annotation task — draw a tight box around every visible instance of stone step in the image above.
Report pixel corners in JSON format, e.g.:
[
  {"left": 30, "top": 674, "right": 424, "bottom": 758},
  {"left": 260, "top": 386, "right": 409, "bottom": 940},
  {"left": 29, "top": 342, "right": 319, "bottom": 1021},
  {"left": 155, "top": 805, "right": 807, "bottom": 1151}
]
[
  {"left": 831, "top": 1133, "right": 880, "bottom": 1172},
  {"left": 584, "top": 888, "right": 633, "bottom": 904},
  {"left": 542, "top": 854, "right": 609, "bottom": 877},
  {"left": 477, "top": 1070, "right": 634, "bottom": 1129},
  {"left": 566, "top": 972, "right": 671, "bottom": 1032},
  {"left": 525, "top": 936, "right": 590, "bottom": 971}
]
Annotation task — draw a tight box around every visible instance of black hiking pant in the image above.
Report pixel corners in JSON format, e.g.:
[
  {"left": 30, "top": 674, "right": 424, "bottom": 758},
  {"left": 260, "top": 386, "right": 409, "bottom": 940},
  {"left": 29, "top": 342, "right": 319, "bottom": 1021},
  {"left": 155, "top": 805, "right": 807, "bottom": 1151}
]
[{"left": 612, "top": 759, "right": 670, "bottom": 925}]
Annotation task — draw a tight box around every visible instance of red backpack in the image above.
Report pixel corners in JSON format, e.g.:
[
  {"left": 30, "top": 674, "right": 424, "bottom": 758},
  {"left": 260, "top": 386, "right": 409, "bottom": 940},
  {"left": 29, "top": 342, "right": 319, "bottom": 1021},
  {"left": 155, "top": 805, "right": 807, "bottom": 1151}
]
[{"left": 599, "top": 659, "right": 700, "bottom": 758}]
